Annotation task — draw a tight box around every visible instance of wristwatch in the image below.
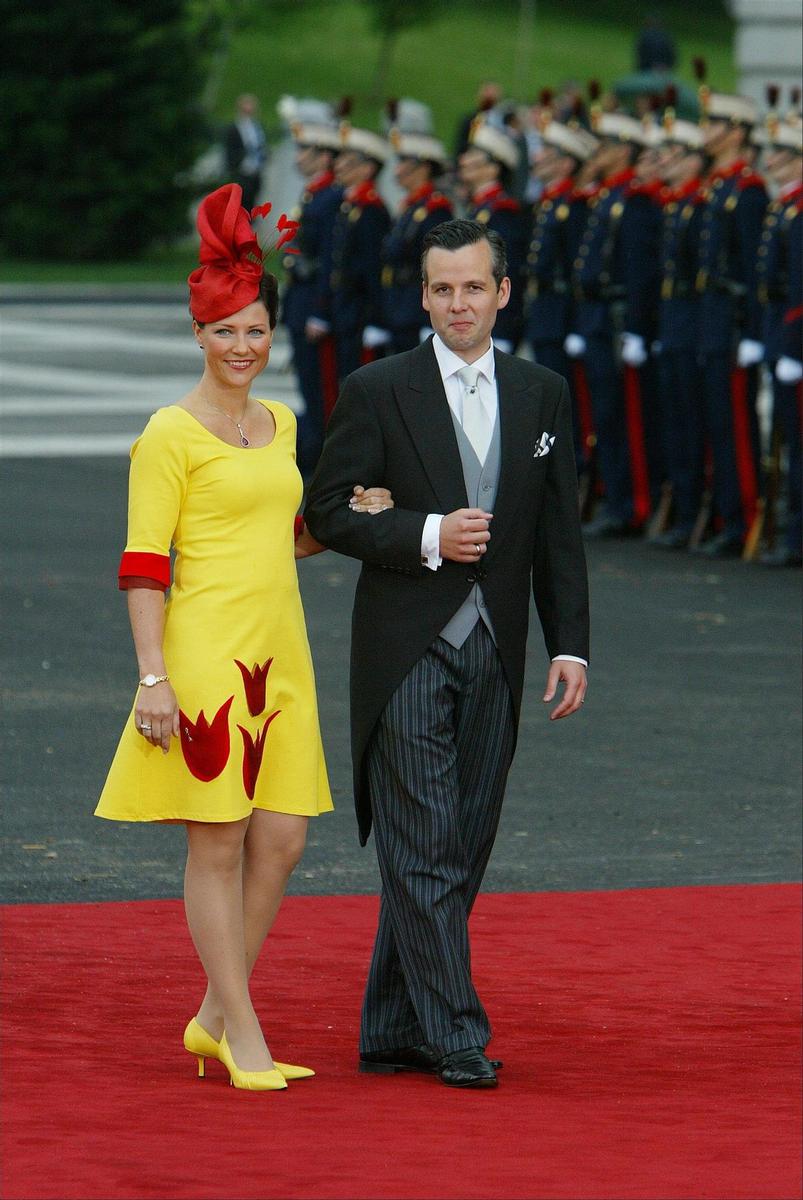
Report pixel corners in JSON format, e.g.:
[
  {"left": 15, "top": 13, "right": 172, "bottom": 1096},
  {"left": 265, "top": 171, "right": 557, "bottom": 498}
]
[{"left": 139, "top": 673, "right": 169, "bottom": 687}]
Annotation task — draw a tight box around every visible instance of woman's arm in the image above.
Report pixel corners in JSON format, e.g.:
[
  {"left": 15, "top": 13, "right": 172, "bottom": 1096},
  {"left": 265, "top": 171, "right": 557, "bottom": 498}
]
[
  {"left": 294, "top": 485, "right": 395, "bottom": 558},
  {"left": 127, "top": 587, "right": 180, "bottom": 753}
]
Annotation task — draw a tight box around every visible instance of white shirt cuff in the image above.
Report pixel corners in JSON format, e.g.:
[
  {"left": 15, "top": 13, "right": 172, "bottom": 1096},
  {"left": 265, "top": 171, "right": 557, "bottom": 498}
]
[
  {"left": 421, "top": 513, "right": 444, "bottom": 570},
  {"left": 552, "top": 655, "right": 588, "bottom": 667}
]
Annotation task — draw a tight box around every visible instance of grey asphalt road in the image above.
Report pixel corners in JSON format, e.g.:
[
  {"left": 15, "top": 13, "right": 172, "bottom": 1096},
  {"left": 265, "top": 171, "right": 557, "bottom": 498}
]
[{"left": 1, "top": 299, "right": 801, "bottom": 903}]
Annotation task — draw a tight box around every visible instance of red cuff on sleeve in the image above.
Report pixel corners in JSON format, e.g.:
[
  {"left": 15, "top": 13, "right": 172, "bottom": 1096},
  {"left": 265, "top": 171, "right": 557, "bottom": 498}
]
[
  {"left": 119, "top": 576, "right": 168, "bottom": 592},
  {"left": 784, "top": 304, "right": 803, "bottom": 325},
  {"left": 118, "top": 551, "right": 171, "bottom": 590},
  {"left": 294, "top": 515, "right": 304, "bottom": 541}
]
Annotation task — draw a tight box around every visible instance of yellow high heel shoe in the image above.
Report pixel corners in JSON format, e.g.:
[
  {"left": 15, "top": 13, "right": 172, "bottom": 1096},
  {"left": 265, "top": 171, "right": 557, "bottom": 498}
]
[
  {"left": 183, "top": 1017, "right": 315, "bottom": 1081},
  {"left": 218, "top": 1033, "right": 287, "bottom": 1091},
  {"left": 183, "top": 1017, "right": 221, "bottom": 1079}
]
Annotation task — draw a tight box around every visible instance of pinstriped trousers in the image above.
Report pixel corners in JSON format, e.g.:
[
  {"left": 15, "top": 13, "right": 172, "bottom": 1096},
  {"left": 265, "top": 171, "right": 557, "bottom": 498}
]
[{"left": 360, "top": 622, "right": 516, "bottom": 1056}]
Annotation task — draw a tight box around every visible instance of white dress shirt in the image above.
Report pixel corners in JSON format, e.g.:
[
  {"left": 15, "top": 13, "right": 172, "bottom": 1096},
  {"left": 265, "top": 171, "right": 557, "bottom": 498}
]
[{"left": 420, "top": 334, "right": 587, "bottom": 668}]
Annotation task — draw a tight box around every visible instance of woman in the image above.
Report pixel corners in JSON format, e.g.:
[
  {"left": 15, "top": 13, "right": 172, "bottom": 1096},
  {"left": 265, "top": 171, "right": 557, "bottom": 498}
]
[{"left": 96, "top": 184, "right": 392, "bottom": 1091}]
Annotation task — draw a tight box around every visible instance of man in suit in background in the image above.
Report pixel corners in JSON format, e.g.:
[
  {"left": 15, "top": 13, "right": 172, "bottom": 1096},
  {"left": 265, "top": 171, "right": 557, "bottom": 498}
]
[
  {"left": 223, "top": 94, "right": 268, "bottom": 212},
  {"left": 305, "top": 220, "right": 589, "bottom": 1089}
]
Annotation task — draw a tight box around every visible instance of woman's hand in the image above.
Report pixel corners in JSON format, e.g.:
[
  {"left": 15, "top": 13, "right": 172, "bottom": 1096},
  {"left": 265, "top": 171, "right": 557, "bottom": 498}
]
[
  {"left": 349, "top": 485, "right": 394, "bottom": 514},
  {"left": 294, "top": 525, "right": 326, "bottom": 558},
  {"left": 135, "top": 681, "right": 180, "bottom": 753}
]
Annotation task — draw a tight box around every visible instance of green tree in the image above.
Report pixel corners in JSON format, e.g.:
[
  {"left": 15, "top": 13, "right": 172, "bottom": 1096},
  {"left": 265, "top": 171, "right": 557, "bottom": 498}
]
[
  {"left": 0, "top": 0, "right": 219, "bottom": 261},
  {"left": 360, "top": 0, "right": 439, "bottom": 101}
]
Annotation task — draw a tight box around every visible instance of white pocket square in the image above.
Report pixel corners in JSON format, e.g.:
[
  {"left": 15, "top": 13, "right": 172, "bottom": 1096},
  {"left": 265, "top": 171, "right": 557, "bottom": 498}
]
[{"left": 533, "top": 432, "right": 556, "bottom": 458}]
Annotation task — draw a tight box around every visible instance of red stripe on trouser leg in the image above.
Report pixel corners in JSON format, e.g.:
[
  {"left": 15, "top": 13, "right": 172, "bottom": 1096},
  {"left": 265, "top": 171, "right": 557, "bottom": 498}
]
[
  {"left": 730, "top": 367, "right": 758, "bottom": 533},
  {"left": 623, "top": 365, "right": 651, "bottom": 526},
  {"left": 318, "top": 337, "right": 339, "bottom": 424},
  {"left": 572, "top": 361, "right": 596, "bottom": 464}
]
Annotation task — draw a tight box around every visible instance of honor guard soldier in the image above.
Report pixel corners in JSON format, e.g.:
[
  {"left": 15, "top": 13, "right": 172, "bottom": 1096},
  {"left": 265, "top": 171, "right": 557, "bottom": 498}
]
[
  {"left": 459, "top": 118, "right": 529, "bottom": 352},
  {"left": 652, "top": 110, "right": 708, "bottom": 548},
  {"left": 378, "top": 131, "right": 452, "bottom": 353},
  {"left": 566, "top": 101, "right": 654, "bottom": 535},
  {"left": 281, "top": 121, "right": 343, "bottom": 476},
  {"left": 525, "top": 104, "right": 598, "bottom": 474},
  {"left": 315, "top": 125, "right": 391, "bottom": 384},
  {"left": 622, "top": 117, "right": 672, "bottom": 528},
  {"left": 756, "top": 106, "right": 802, "bottom": 566},
  {"left": 692, "top": 66, "right": 768, "bottom": 557}
]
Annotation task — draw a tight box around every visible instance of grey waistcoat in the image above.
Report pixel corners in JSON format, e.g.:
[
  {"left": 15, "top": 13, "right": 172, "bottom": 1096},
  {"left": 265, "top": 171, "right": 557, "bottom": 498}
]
[{"left": 439, "top": 407, "right": 501, "bottom": 649}]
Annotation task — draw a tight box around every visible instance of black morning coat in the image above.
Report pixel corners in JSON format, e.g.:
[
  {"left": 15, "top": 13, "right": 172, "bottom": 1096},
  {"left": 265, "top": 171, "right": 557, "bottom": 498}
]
[{"left": 304, "top": 337, "right": 590, "bottom": 845}]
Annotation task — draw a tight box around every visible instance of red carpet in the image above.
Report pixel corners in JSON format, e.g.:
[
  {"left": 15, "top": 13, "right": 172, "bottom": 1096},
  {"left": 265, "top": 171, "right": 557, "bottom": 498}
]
[{"left": 2, "top": 884, "right": 800, "bottom": 1200}]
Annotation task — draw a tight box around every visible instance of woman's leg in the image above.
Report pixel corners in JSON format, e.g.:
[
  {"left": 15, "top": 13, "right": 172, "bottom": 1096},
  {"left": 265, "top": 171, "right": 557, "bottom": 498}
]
[
  {"left": 194, "top": 811, "right": 308, "bottom": 1040},
  {"left": 184, "top": 817, "right": 270, "bottom": 1071}
]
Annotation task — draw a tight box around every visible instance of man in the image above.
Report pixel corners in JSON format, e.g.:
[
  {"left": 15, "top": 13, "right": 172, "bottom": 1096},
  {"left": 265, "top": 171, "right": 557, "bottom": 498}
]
[
  {"left": 692, "top": 86, "right": 767, "bottom": 557},
  {"left": 305, "top": 220, "right": 589, "bottom": 1089},
  {"left": 281, "top": 120, "right": 343, "bottom": 476},
  {"left": 223, "top": 94, "right": 268, "bottom": 212},
  {"left": 755, "top": 114, "right": 802, "bottom": 567},
  {"left": 651, "top": 112, "right": 708, "bottom": 549},
  {"left": 454, "top": 80, "right": 503, "bottom": 159},
  {"left": 565, "top": 109, "right": 654, "bottom": 536},
  {"left": 308, "top": 124, "right": 391, "bottom": 384},
  {"left": 459, "top": 119, "right": 529, "bottom": 352},
  {"left": 379, "top": 131, "right": 453, "bottom": 354},
  {"left": 525, "top": 113, "right": 598, "bottom": 474}
]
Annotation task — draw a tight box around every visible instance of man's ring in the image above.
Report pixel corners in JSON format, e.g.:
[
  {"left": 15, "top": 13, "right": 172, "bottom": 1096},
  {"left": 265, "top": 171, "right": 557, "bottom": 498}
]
[{"left": 475, "top": 543, "right": 482, "bottom": 554}]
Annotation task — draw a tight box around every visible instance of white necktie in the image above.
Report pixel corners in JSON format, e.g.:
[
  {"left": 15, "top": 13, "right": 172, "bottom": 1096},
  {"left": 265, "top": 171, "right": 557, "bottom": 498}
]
[{"left": 456, "top": 365, "right": 492, "bottom": 463}]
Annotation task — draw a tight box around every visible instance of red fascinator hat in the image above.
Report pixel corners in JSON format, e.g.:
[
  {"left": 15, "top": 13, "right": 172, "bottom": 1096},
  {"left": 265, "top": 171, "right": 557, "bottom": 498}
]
[{"left": 188, "top": 183, "right": 264, "bottom": 323}]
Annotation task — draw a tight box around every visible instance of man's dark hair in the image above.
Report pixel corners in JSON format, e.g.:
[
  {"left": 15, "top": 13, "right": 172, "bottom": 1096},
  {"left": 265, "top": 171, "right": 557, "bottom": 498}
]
[{"left": 421, "top": 220, "right": 507, "bottom": 287}]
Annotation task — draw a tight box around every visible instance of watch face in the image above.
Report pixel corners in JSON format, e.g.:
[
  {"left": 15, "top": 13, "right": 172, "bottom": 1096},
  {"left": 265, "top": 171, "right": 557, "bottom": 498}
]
[{"left": 142, "top": 674, "right": 156, "bottom": 687}]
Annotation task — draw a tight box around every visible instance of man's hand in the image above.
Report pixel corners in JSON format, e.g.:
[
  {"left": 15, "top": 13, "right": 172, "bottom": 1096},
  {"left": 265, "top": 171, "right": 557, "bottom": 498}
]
[
  {"left": 776, "top": 356, "right": 803, "bottom": 384},
  {"left": 440, "top": 508, "right": 493, "bottom": 562},
  {"left": 543, "top": 660, "right": 587, "bottom": 720},
  {"left": 362, "top": 325, "right": 392, "bottom": 349},
  {"left": 305, "top": 316, "right": 330, "bottom": 343}
]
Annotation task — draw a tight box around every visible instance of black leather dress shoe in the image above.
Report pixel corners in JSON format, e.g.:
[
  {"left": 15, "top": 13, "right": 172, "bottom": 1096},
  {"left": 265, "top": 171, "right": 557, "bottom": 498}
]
[
  {"left": 692, "top": 531, "right": 743, "bottom": 558},
  {"left": 359, "top": 1044, "right": 441, "bottom": 1074},
  {"left": 582, "top": 514, "right": 639, "bottom": 539},
  {"left": 437, "top": 1048, "right": 498, "bottom": 1089},
  {"left": 650, "top": 526, "right": 692, "bottom": 549},
  {"left": 360, "top": 1044, "right": 502, "bottom": 1075},
  {"left": 759, "top": 546, "right": 802, "bottom": 568}
]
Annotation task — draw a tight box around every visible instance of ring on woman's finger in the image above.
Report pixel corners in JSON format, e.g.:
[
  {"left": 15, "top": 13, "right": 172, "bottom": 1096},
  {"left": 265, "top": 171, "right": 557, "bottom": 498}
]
[{"left": 140, "top": 723, "right": 152, "bottom": 731}]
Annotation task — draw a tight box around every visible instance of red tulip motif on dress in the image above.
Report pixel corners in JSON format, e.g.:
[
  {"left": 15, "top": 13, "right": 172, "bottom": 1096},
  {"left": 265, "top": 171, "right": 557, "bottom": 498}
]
[
  {"left": 234, "top": 658, "right": 273, "bottom": 717},
  {"left": 179, "top": 697, "right": 234, "bottom": 782},
  {"left": 239, "top": 711, "right": 281, "bottom": 800}
]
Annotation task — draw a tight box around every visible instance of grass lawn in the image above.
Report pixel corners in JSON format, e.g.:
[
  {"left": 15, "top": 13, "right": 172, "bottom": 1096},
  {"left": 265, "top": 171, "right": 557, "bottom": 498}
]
[
  {"left": 216, "top": 0, "right": 736, "bottom": 141},
  {"left": 0, "top": 247, "right": 197, "bottom": 286},
  {"left": 2, "top": 0, "right": 736, "bottom": 283}
]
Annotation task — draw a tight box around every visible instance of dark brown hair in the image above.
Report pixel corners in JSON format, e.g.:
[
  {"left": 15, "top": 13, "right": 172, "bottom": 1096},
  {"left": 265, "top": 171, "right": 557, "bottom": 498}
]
[
  {"left": 191, "top": 272, "right": 278, "bottom": 330},
  {"left": 421, "top": 220, "right": 507, "bottom": 287}
]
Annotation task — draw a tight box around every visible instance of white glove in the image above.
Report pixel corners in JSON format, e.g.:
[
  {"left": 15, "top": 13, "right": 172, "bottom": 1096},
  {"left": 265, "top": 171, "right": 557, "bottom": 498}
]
[
  {"left": 305, "top": 316, "right": 330, "bottom": 340},
  {"left": 776, "top": 355, "right": 803, "bottom": 384},
  {"left": 492, "top": 337, "right": 514, "bottom": 354},
  {"left": 419, "top": 326, "right": 434, "bottom": 343},
  {"left": 736, "top": 338, "right": 764, "bottom": 368},
  {"left": 564, "top": 333, "right": 587, "bottom": 358},
  {"left": 362, "top": 325, "right": 392, "bottom": 349},
  {"left": 621, "top": 332, "right": 648, "bottom": 367}
]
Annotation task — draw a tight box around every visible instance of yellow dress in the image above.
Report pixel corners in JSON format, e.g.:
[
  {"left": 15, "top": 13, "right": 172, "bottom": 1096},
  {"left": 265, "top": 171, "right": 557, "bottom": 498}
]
[{"left": 96, "top": 401, "right": 332, "bottom": 823}]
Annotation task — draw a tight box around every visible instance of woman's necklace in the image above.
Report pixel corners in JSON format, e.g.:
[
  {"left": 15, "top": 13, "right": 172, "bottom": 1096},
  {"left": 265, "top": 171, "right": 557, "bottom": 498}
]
[{"left": 202, "top": 396, "right": 250, "bottom": 446}]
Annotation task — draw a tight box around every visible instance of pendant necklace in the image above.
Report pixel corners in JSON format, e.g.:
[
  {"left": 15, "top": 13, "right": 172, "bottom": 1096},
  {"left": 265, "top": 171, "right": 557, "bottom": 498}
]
[{"left": 203, "top": 397, "right": 250, "bottom": 446}]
